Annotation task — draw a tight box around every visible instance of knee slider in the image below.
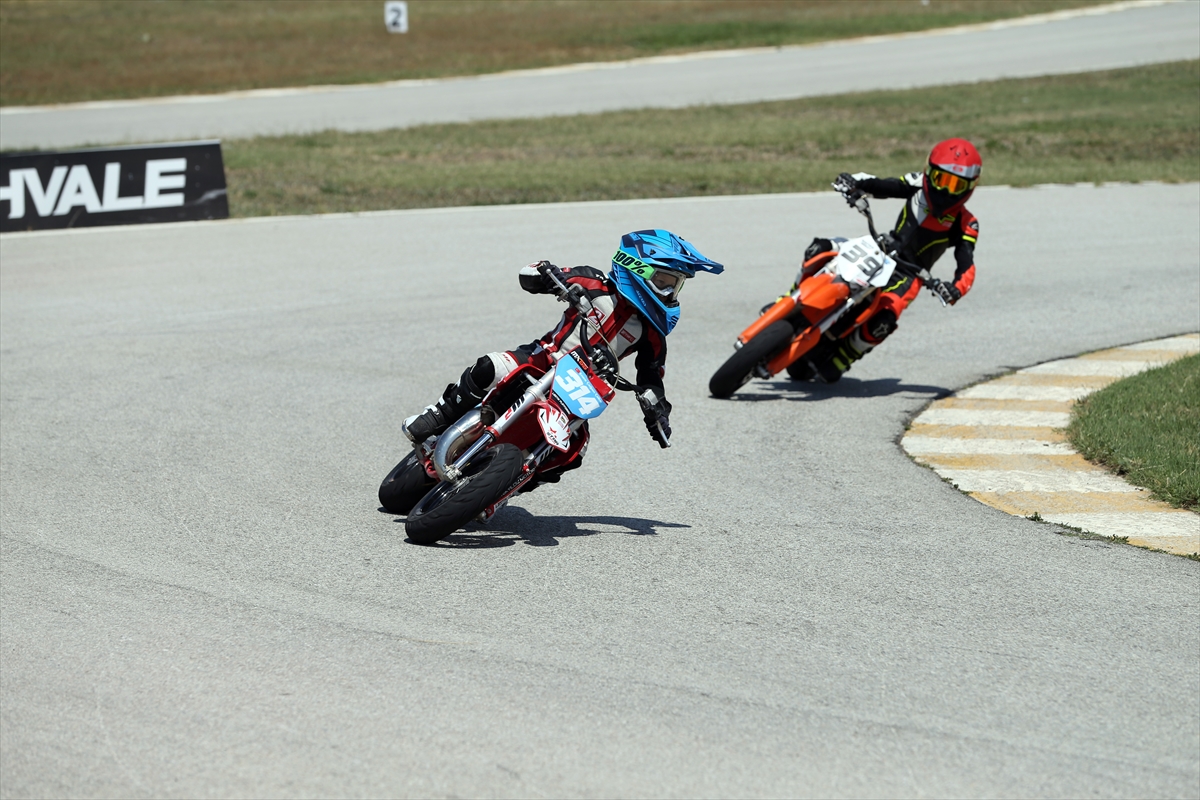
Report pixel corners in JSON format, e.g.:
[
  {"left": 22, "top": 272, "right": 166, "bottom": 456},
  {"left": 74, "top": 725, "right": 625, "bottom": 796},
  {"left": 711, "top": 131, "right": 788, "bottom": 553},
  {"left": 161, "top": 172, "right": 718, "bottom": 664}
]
[{"left": 462, "top": 356, "right": 495, "bottom": 400}]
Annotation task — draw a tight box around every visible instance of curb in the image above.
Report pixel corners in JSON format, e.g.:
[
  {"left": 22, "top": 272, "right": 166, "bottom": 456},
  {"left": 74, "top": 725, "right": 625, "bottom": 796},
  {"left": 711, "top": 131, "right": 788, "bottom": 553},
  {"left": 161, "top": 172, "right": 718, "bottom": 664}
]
[{"left": 902, "top": 334, "right": 1199, "bottom": 556}]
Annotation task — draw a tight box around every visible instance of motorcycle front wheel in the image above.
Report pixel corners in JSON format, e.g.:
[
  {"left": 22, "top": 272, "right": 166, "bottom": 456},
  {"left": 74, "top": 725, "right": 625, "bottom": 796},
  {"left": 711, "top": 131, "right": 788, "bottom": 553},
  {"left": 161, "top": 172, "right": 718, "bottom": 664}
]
[
  {"left": 708, "top": 321, "right": 795, "bottom": 398},
  {"left": 404, "top": 443, "right": 525, "bottom": 545},
  {"left": 379, "top": 451, "right": 436, "bottom": 515}
]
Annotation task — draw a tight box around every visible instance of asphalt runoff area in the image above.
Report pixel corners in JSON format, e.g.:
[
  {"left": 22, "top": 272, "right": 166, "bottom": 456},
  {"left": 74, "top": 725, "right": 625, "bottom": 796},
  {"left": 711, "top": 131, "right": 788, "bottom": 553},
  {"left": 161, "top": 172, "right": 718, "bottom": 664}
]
[{"left": 1, "top": 183, "right": 1198, "bottom": 797}]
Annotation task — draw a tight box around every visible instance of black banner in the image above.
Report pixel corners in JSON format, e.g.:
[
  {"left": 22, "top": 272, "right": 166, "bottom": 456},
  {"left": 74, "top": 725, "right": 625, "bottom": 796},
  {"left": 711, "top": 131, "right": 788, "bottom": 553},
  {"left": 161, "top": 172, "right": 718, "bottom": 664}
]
[{"left": 0, "top": 140, "right": 228, "bottom": 233}]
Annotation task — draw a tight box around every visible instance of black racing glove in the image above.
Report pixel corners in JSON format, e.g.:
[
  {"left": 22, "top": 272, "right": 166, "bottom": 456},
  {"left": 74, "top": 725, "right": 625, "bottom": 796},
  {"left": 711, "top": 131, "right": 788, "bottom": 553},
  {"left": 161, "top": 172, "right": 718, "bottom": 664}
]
[
  {"left": 535, "top": 261, "right": 567, "bottom": 293},
  {"left": 520, "top": 261, "right": 565, "bottom": 295},
  {"left": 638, "top": 389, "right": 672, "bottom": 448},
  {"left": 644, "top": 409, "right": 671, "bottom": 448},
  {"left": 927, "top": 277, "right": 961, "bottom": 306},
  {"left": 832, "top": 172, "right": 861, "bottom": 204}
]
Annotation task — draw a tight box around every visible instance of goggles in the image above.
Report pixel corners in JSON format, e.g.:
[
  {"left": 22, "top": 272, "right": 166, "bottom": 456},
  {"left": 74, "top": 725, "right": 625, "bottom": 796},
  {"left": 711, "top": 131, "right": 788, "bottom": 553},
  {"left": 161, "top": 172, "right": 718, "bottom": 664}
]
[
  {"left": 928, "top": 167, "right": 977, "bottom": 195},
  {"left": 614, "top": 250, "right": 688, "bottom": 302},
  {"left": 647, "top": 268, "right": 686, "bottom": 301}
]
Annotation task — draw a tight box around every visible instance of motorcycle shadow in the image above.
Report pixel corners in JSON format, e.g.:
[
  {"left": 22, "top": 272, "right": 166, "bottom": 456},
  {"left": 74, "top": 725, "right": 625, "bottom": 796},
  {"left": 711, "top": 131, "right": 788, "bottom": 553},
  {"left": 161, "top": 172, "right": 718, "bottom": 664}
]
[
  {"left": 398, "top": 505, "right": 689, "bottom": 549},
  {"left": 734, "top": 376, "right": 950, "bottom": 401}
]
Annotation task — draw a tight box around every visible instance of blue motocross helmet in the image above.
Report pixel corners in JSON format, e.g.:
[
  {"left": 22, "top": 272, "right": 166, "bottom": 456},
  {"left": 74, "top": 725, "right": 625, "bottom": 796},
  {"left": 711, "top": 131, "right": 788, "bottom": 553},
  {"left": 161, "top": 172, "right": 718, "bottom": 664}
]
[{"left": 609, "top": 229, "right": 724, "bottom": 336}]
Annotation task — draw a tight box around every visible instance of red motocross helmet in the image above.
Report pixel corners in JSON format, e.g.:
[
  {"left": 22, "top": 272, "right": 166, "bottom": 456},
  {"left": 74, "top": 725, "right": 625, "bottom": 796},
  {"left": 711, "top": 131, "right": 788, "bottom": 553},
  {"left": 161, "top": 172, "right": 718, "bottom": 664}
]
[{"left": 924, "top": 138, "right": 981, "bottom": 214}]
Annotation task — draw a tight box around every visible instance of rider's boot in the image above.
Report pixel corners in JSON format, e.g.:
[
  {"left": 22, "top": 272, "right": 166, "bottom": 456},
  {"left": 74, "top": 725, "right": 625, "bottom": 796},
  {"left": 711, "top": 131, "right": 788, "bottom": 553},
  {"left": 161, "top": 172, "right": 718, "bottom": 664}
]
[
  {"left": 789, "top": 333, "right": 836, "bottom": 381},
  {"left": 787, "top": 359, "right": 817, "bottom": 381},
  {"left": 403, "top": 366, "right": 488, "bottom": 445},
  {"left": 816, "top": 330, "right": 873, "bottom": 383}
]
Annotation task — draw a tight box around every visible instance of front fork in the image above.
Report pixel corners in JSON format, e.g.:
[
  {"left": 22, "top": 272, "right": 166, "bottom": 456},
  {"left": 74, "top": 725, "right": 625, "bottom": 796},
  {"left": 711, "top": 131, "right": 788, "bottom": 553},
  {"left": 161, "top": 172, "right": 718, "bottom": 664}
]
[{"left": 431, "top": 365, "right": 577, "bottom": 485}]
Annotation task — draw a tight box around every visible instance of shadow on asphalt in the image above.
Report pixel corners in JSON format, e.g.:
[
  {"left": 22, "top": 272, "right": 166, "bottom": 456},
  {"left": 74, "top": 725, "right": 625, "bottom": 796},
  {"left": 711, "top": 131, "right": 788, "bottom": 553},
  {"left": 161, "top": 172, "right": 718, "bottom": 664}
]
[
  {"left": 716, "top": 376, "right": 951, "bottom": 401},
  {"left": 395, "top": 505, "right": 689, "bottom": 549}
]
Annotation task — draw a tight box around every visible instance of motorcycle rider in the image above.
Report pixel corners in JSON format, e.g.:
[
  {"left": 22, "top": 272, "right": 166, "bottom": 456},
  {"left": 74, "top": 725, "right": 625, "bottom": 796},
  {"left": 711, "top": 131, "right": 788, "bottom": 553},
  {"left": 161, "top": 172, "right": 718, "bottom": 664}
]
[
  {"left": 401, "top": 229, "right": 723, "bottom": 480},
  {"left": 792, "top": 138, "right": 982, "bottom": 382}
]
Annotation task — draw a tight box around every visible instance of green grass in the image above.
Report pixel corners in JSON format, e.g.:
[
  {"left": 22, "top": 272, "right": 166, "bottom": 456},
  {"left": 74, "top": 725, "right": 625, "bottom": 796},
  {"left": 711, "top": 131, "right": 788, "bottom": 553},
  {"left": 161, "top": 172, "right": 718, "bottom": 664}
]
[
  {"left": 222, "top": 60, "right": 1200, "bottom": 217},
  {"left": 0, "top": 0, "right": 1102, "bottom": 106},
  {"left": 1067, "top": 354, "right": 1200, "bottom": 511}
]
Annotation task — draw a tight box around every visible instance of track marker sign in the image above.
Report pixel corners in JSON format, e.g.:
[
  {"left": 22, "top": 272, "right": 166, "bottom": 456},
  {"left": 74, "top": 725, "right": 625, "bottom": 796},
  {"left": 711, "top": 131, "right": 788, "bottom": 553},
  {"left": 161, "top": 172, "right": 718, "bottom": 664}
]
[
  {"left": 385, "top": 1, "right": 408, "bottom": 33},
  {"left": 0, "top": 140, "right": 228, "bottom": 233}
]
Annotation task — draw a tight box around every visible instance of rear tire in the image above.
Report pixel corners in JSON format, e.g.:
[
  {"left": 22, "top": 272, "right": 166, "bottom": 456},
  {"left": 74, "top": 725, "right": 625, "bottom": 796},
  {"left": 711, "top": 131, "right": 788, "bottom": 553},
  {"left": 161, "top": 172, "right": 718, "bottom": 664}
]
[
  {"left": 405, "top": 443, "right": 525, "bottom": 545},
  {"left": 709, "top": 321, "right": 795, "bottom": 398},
  {"left": 379, "top": 451, "right": 435, "bottom": 515}
]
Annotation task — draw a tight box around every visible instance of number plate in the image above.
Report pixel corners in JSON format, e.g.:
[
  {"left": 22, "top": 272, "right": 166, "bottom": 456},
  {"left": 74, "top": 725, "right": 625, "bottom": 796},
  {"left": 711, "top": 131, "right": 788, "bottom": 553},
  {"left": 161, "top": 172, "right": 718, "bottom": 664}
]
[
  {"left": 552, "top": 352, "right": 608, "bottom": 419},
  {"left": 834, "top": 235, "right": 896, "bottom": 287}
]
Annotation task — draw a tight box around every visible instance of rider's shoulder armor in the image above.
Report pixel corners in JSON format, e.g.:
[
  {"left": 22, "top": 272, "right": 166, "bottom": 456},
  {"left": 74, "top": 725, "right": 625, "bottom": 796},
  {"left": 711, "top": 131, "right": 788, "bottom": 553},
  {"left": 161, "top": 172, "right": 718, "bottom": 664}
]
[{"left": 903, "top": 172, "right": 923, "bottom": 188}]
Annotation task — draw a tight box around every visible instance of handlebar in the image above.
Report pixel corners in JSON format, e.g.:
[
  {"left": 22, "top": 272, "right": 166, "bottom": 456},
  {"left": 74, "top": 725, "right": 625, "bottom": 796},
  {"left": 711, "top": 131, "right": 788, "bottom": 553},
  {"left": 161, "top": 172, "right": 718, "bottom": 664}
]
[
  {"left": 618, "top": 378, "right": 671, "bottom": 448},
  {"left": 537, "top": 261, "right": 593, "bottom": 315},
  {"left": 536, "top": 261, "right": 669, "bottom": 447},
  {"left": 536, "top": 260, "right": 606, "bottom": 369},
  {"left": 831, "top": 186, "right": 949, "bottom": 307}
]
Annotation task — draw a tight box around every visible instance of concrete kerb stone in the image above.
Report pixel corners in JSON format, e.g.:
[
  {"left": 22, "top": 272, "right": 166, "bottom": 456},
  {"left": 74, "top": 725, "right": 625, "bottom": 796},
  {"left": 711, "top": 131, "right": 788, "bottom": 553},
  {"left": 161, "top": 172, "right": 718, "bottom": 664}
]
[{"left": 902, "top": 333, "right": 1200, "bottom": 556}]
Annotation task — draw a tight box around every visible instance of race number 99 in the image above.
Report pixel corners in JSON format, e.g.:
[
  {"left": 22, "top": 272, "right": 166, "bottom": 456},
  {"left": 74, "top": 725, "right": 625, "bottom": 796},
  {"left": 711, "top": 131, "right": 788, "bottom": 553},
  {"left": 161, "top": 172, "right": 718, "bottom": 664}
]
[{"left": 385, "top": 1, "right": 408, "bottom": 34}]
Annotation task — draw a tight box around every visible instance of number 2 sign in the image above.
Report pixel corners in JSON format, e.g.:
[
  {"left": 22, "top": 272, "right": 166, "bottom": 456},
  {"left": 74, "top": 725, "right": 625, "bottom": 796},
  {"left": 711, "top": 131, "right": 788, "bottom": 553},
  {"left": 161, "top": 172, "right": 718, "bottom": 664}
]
[{"left": 385, "top": 1, "right": 408, "bottom": 34}]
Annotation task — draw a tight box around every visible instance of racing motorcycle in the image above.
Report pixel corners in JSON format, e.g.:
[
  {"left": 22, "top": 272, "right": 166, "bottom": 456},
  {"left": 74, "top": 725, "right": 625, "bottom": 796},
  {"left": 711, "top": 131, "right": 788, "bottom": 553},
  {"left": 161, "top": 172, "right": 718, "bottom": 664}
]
[
  {"left": 709, "top": 183, "right": 951, "bottom": 398},
  {"left": 379, "top": 263, "right": 669, "bottom": 545}
]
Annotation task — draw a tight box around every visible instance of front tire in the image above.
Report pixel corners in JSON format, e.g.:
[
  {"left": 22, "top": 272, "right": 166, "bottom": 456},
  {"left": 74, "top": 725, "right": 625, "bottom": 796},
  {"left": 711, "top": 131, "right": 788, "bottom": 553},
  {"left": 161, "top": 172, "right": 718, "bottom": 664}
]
[
  {"left": 709, "top": 321, "right": 795, "bottom": 398},
  {"left": 379, "top": 451, "right": 435, "bottom": 515},
  {"left": 405, "top": 443, "right": 525, "bottom": 545}
]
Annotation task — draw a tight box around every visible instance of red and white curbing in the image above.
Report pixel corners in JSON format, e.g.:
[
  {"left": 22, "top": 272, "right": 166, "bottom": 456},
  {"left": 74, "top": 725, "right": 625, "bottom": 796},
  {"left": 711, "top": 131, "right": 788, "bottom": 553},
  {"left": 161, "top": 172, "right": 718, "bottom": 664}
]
[{"left": 903, "top": 334, "right": 1199, "bottom": 556}]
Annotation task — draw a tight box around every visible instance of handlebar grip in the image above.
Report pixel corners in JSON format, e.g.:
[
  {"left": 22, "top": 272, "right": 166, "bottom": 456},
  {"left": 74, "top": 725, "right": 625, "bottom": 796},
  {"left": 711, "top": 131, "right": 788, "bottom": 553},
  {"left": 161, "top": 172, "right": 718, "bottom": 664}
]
[
  {"left": 537, "top": 262, "right": 591, "bottom": 311},
  {"left": 925, "top": 277, "right": 951, "bottom": 307},
  {"left": 536, "top": 261, "right": 567, "bottom": 288}
]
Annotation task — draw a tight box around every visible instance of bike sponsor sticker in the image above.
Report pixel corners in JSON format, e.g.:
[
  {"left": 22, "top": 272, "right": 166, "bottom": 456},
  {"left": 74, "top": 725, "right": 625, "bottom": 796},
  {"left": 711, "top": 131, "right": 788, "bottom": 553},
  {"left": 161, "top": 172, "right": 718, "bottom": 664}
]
[
  {"left": 537, "top": 405, "right": 572, "bottom": 451},
  {"left": 612, "top": 249, "right": 656, "bottom": 277},
  {"left": 552, "top": 352, "right": 608, "bottom": 419}
]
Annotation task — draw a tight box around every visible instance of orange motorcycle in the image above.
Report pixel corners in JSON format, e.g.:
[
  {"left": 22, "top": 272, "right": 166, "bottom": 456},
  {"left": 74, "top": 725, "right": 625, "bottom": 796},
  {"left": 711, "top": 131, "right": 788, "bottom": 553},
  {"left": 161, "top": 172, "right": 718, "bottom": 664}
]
[{"left": 709, "top": 189, "right": 949, "bottom": 399}]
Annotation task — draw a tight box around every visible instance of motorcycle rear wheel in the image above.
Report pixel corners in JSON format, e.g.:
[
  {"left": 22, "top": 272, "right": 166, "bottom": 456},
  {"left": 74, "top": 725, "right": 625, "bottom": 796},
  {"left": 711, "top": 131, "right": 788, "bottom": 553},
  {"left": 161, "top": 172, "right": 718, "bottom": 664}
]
[
  {"left": 379, "top": 451, "right": 435, "bottom": 515},
  {"left": 709, "top": 321, "right": 795, "bottom": 398},
  {"left": 405, "top": 443, "right": 525, "bottom": 545}
]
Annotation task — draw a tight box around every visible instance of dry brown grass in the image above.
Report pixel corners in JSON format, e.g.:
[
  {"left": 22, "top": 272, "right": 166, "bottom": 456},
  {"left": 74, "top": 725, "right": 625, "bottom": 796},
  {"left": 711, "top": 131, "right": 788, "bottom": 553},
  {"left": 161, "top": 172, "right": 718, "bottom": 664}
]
[{"left": 2, "top": 0, "right": 1100, "bottom": 106}]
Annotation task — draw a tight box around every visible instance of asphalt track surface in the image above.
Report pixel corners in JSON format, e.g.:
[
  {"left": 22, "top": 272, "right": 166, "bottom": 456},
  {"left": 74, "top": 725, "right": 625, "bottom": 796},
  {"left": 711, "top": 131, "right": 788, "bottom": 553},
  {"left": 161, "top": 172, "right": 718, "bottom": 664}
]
[
  {"left": 1, "top": 1, "right": 1198, "bottom": 150},
  {"left": 2, "top": 183, "right": 1198, "bottom": 797}
]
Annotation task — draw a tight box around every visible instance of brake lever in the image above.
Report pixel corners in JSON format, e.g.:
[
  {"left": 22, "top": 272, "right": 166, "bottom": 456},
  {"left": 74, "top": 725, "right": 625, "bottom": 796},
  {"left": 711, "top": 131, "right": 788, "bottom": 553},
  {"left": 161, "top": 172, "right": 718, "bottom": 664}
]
[
  {"left": 653, "top": 421, "right": 671, "bottom": 448},
  {"left": 634, "top": 386, "right": 671, "bottom": 448},
  {"left": 537, "top": 261, "right": 595, "bottom": 316},
  {"left": 922, "top": 273, "right": 951, "bottom": 307}
]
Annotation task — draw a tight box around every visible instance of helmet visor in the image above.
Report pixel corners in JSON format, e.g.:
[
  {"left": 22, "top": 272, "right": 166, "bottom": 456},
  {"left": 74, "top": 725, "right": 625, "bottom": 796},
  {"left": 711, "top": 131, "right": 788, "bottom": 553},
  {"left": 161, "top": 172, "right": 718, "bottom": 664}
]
[{"left": 928, "top": 167, "right": 977, "bottom": 195}]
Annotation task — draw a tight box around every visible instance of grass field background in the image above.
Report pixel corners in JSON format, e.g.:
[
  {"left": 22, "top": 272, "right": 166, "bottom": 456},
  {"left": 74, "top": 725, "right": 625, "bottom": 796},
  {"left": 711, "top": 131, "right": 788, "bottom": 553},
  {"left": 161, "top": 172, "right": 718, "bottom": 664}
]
[
  {"left": 224, "top": 60, "right": 1200, "bottom": 217},
  {"left": 1, "top": 0, "right": 1101, "bottom": 106},
  {"left": 1068, "top": 355, "right": 1200, "bottom": 511}
]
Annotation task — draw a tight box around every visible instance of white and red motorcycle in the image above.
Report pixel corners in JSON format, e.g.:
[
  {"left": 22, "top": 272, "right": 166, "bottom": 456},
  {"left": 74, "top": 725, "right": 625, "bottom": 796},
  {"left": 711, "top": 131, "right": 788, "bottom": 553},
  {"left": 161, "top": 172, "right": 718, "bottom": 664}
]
[{"left": 379, "top": 263, "right": 668, "bottom": 545}]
